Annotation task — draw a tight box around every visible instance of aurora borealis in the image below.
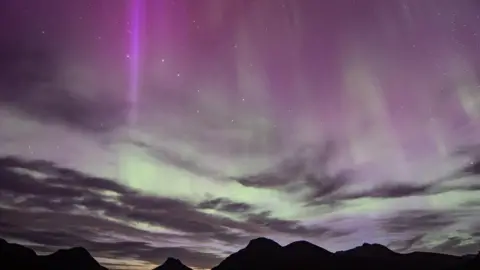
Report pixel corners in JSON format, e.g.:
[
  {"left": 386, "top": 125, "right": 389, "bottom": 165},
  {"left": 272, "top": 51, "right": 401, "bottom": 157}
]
[{"left": 0, "top": 0, "right": 479, "bottom": 269}]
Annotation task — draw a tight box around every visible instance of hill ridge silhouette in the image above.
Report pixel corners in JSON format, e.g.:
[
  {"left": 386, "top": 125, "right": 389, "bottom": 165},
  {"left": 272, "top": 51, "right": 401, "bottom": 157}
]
[
  {"left": 0, "top": 238, "right": 107, "bottom": 270},
  {"left": 1, "top": 237, "right": 478, "bottom": 270}
]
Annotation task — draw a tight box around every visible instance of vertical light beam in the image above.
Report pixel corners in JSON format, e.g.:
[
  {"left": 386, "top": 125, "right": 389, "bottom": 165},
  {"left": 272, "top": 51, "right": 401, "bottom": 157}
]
[{"left": 128, "top": 0, "right": 144, "bottom": 126}]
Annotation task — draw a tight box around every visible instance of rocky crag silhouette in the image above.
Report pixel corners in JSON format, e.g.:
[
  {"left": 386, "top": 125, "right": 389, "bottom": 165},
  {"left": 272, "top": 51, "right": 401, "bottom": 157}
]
[{"left": 1, "top": 237, "right": 478, "bottom": 270}]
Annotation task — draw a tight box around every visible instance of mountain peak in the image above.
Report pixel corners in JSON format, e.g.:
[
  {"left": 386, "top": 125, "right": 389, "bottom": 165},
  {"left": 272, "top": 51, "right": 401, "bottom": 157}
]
[
  {"left": 361, "top": 243, "right": 393, "bottom": 251},
  {"left": 246, "top": 237, "right": 282, "bottom": 250},
  {"left": 51, "top": 246, "right": 93, "bottom": 259},
  {"left": 362, "top": 242, "right": 387, "bottom": 248},
  {"left": 0, "top": 238, "right": 37, "bottom": 258},
  {"left": 341, "top": 243, "right": 397, "bottom": 257},
  {"left": 211, "top": 238, "right": 283, "bottom": 270},
  {"left": 154, "top": 257, "right": 192, "bottom": 270},
  {"left": 284, "top": 240, "right": 332, "bottom": 255},
  {"left": 284, "top": 240, "right": 317, "bottom": 248},
  {"left": 46, "top": 246, "right": 105, "bottom": 270}
]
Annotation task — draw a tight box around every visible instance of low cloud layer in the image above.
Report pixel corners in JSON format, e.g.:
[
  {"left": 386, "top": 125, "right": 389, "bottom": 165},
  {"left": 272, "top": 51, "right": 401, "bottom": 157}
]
[
  {"left": 0, "top": 156, "right": 353, "bottom": 268},
  {"left": 1, "top": 155, "right": 479, "bottom": 268}
]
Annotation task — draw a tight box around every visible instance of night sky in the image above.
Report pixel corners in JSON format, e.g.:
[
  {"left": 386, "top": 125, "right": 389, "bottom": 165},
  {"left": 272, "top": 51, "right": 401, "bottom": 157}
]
[{"left": 1, "top": 0, "right": 480, "bottom": 269}]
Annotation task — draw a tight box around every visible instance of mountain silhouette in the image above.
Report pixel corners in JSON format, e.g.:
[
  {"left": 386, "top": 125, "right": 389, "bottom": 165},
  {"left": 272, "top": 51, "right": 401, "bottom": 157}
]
[
  {"left": 1, "top": 237, "right": 479, "bottom": 270},
  {"left": 41, "top": 246, "right": 107, "bottom": 270},
  {"left": 336, "top": 242, "right": 398, "bottom": 257},
  {"left": 211, "top": 237, "right": 283, "bottom": 270},
  {"left": 0, "top": 238, "right": 38, "bottom": 268},
  {"left": 210, "top": 237, "right": 478, "bottom": 270},
  {"left": 153, "top": 257, "right": 193, "bottom": 270},
  {"left": 0, "top": 238, "right": 106, "bottom": 270},
  {"left": 462, "top": 252, "right": 480, "bottom": 270}
]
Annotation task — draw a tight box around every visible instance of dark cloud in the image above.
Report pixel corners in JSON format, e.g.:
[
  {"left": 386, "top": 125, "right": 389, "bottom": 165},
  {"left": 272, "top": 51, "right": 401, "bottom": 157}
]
[
  {"left": 302, "top": 171, "right": 352, "bottom": 203},
  {"left": 197, "top": 197, "right": 253, "bottom": 213},
  {"left": 382, "top": 210, "right": 457, "bottom": 234},
  {"left": 472, "top": 223, "right": 480, "bottom": 238},
  {"left": 0, "top": 156, "right": 247, "bottom": 267},
  {"left": 354, "top": 183, "right": 432, "bottom": 198},
  {"left": 0, "top": 208, "right": 221, "bottom": 268},
  {"left": 0, "top": 43, "right": 127, "bottom": 132},
  {"left": 312, "top": 177, "right": 479, "bottom": 206},
  {"left": 448, "top": 148, "right": 480, "bottom": 180},
  {"left": 455, "top": 159, "right": 480, "bottom": 178},
  {"left": 246, "top": 211, "right": 351, "bottom": 238},
  {"left": 0, "top": 156, "right": 243, "bottom": 250},
  {"left": 431, "top": 237, "right": 480, "bottom": 256},
  {"left": 0, "top": 155, "right": 352, "bottom": 266},
  {"left": 335, "top": 182, "right": 435, "bottom": 202},
  {"left": 235, "top": 147, "right": 474, "bottom": 209},
  {"left": 233, "top": 142, "right": 353, "bottom": 205},
  {"left": 6, "top": 155, "right": 476, "bottom": 266},
  {"left": 233, "top": 141, "right": 480, "bottom": 209},
  {"left": 234, "top": 171, "right": 291, "bottom": 188},
  {"left": 0, "top": 206, "right": 174, "bottom": 245},
  {"left": 382, "top": 210, "right": 480, "bottom": 255},
  {"left": 389, "top": 234, "right": 426, "bottom": 253},
  {"left": 462, "top": 200, "right": 480, "bottom": 208},
  {"left": 235, "top": 142, "right": 336, "bottom": 187},
  {"left": 389, "top": 234, "right": 480, "bottom": 256},
  {"left": 0, "top": 156, "right": 132, "bottom": 197}
]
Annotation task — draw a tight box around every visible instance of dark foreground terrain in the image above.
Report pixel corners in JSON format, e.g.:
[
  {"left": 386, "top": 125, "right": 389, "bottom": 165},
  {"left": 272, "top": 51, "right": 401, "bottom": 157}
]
[{"left": 1, "top": 237, "right": 478, "bottom": 270}]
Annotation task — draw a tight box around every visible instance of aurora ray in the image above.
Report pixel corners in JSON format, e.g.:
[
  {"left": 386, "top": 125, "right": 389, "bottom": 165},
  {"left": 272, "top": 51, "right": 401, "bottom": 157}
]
[{"left": 127, "top": 0, "right": 144, "bottom": 126}]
